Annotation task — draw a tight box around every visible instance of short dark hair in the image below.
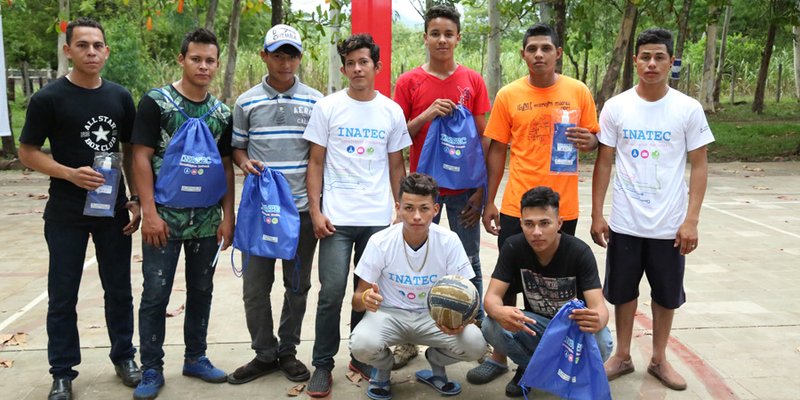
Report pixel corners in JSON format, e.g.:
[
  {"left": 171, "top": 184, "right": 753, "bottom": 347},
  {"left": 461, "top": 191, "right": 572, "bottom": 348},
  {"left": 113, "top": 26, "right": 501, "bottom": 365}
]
[
  {"left": 520, "top": 186, "right": 560, "bottom": 213},
  {"left": 66, "top": 17, "right": 105, "bottom": 45},
  {"left": 522, "top": 22, "right": 559, "bottom": 49},
  {"left": 180, "top": 28, "right": 220, "bottom": 58},
  {"left": 337, "top": 33, "right": 380, "bottom": 66},
  {"left": 635, "top": 28, "right": 674, "bottom": 57},
  {"left": 267, "top": 44, "right": 301, "bottom": 58},
  {"left": 424, "top": 4, "right": 461, "bottom": 33},
  {"left": 399, "top": 173, "right": 439, "bottom": 202}
]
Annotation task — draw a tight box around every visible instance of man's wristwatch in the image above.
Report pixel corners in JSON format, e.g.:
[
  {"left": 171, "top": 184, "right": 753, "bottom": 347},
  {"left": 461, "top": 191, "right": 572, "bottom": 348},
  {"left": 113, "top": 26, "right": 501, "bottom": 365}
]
[{"left": 129, "top": 195, "right": 140, "bottom": 203}]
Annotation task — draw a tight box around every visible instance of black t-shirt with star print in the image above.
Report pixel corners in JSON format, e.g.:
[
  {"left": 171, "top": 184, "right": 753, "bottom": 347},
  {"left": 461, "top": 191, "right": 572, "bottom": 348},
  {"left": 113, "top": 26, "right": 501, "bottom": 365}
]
[{"left": 21, "top": 76, "right": 135, "bottom": 223}]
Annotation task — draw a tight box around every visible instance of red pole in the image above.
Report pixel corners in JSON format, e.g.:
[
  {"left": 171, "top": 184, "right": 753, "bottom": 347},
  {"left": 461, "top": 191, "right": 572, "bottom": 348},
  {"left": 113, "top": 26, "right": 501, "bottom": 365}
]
[{"left": 350, "top": 0, "right": 392, "bottom": 97}]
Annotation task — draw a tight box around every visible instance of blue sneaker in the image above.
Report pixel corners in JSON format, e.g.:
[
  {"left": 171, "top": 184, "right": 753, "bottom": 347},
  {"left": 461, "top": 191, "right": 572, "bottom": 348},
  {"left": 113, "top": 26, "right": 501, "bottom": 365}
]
[
  {"left": 133, "top": 369, "right": 164, "bottom": 400},
  {"left": 182, "top": 356, "right": 227, "bottom": 383}
]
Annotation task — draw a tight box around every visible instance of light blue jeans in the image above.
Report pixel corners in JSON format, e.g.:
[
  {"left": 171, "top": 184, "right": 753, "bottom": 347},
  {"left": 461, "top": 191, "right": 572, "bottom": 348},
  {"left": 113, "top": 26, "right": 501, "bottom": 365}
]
[
  {"left": 433, "top": 189, "right": 484, "bottom": 321},
  {"left": 311, "top": 225, "right": 387, "bottom": 370},
  {"left": 482, "top": 311, "right": 614, "bottom": 368}
]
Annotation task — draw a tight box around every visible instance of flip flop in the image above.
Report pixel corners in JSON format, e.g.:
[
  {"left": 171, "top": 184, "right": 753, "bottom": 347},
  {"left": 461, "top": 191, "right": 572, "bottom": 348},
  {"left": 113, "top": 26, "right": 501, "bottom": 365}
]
[
  {"left": 366, "top": 379, "right": 392, "bottom": 400},
  {"left": 415, "top": 369, "right": 462, "bottom": 396}
]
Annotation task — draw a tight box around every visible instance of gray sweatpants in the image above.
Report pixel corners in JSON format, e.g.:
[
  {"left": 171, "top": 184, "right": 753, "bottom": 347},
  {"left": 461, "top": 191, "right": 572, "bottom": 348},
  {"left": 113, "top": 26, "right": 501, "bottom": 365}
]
[{"left": 349, "top": 307, "right": 487, "bottom": 372}]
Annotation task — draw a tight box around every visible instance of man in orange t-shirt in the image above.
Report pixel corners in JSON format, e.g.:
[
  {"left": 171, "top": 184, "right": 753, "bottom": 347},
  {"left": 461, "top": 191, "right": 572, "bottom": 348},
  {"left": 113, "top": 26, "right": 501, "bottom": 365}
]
[
  {"left": 468, "top": 22, "right": 600, "bottom": 397},
  {"left": 482, "top": 23, "right": 598, "bottom": 245}
]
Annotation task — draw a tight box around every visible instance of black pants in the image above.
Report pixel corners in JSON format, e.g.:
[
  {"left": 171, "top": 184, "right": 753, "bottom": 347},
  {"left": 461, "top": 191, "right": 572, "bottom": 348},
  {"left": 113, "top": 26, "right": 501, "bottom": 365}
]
[{"left": 45, "top": 213, "right": 135, "bottom": 379}]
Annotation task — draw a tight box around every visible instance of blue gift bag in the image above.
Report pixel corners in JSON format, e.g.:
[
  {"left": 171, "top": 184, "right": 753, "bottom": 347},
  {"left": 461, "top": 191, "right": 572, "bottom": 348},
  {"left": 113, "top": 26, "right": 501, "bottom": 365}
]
[
  {"left": 417, "top": 105, "right": 487, "bottom": 192},
  {"left": 154, "top": 90, "right": 227, "bottom": 208},
  {"left": 519, "top": 299, "right": 612, "bottom": 400},
  {"left": 232, "top": 167, "right": 300, "bottom": 280}
]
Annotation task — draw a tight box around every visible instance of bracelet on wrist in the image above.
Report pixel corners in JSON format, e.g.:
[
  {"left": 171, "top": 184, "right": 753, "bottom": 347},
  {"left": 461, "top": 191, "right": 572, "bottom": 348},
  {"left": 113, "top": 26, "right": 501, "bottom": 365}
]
[{"left": 129, "top": 195, "right": 140, "bottom": 203}]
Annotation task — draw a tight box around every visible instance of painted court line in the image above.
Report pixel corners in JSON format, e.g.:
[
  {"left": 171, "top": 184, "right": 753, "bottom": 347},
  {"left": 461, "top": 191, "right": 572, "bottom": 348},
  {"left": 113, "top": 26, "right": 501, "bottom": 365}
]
[
  {"left": 635, "top": 313, "right": 739, "bottom": 399},
  {"left": 0, "top": 256, "right": 97, "bottom": 333},
  {"left": 703, "top": 203, "right": 800, "bottom": 239}
]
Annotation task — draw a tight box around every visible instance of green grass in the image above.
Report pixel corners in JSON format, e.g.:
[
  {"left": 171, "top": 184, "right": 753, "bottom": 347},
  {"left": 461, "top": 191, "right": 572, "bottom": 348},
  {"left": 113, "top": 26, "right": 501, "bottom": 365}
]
[{"left": 706, "top": 101, "right": 800, "bottom": 161}]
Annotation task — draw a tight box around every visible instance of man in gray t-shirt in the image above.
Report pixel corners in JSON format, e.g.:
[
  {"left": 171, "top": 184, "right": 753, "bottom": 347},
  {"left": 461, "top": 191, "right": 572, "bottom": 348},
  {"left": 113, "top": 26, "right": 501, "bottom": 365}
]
[{"left": 227, "top": 24, "right": 323, "bottom": 385}]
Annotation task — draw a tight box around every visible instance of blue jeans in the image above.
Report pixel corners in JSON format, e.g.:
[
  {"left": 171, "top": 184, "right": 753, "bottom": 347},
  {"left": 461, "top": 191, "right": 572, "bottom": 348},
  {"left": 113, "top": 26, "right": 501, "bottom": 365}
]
[
  {"left": 434, "top": 190, "right": 484, "bottom": 321},
  {"left": 139, "top": 236, "right": 219, "bottom": 371},
  {"left": 45, "top": 214, "right": 136, "bottom": 379},
  {"left": 312, "top": 225, "right": 387, "bottom": 370},
  {"left": 481, "top": 311, "right": 613, "bottom": 368}
]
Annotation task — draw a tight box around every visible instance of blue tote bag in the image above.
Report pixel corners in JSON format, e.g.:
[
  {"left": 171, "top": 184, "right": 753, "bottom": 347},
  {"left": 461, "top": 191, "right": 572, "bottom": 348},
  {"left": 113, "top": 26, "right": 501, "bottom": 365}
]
[
  {"left": 417, "top": 105, "right": 487, "bottom": 191},
  {"left": 519, "top": 299, "right": 612, "bottom": 400},
  {"left": 232, "top": 167, "right": 300, "bottom": 278},
  {"left": 154, "top": 90, "right": 227, "bottom": 208}
]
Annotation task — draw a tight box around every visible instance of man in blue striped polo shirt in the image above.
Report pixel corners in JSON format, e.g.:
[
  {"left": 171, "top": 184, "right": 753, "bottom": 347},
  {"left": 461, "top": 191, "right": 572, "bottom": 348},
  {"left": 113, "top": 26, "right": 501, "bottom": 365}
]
[{"left": 227, "top": 24, "right": 323, "bottom": 385}]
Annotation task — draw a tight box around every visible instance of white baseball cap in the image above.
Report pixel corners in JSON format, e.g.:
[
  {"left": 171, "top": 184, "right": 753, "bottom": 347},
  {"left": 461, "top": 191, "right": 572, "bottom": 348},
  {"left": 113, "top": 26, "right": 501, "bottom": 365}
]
[{"left": 264, "top": 24, "right": 303, "bottom": 53}]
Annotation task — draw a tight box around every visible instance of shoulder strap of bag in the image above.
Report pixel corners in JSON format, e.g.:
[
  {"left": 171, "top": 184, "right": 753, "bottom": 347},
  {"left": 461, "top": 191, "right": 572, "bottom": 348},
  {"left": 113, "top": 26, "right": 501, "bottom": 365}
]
[
  {"left": 153, "top": 88, "right": 221, "bottom": 121},
  {"left": 152, "top": 88, "right": 190, "bottom": 119}
]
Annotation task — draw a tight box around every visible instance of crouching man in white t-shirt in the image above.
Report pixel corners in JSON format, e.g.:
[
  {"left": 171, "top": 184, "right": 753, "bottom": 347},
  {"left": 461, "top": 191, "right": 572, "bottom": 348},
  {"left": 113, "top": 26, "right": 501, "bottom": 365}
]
[{"left": 350, "top": 173, "right": 487, "bottom": 400}]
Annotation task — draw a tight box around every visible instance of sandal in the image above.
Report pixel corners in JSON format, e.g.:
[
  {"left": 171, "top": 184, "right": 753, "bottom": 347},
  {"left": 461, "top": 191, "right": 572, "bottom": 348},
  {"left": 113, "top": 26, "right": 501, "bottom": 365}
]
[
  {"left": 415, "top": 370, "right": 462, "bottom": 396},
  {"left": 367, "top": 379, "right": 392, "bottom": 400}
]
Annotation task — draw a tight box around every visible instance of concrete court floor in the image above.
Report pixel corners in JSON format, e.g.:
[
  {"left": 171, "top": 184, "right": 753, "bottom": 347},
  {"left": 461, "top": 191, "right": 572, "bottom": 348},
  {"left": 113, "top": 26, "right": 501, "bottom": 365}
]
[{"left": 0, "top": 161, "right": 799, "bottom": 400}]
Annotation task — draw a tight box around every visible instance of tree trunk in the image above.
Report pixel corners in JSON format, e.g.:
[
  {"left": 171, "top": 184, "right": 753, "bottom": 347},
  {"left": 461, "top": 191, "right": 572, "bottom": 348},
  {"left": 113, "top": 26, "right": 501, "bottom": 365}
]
[
  {"left": 670, "top": 0, "right": 692, "bottom": 89},
  {"left": 487, "top": 0, "right": 501, "bottom": 100},
  {"left": 204, "top": 0, "right": 219, "bottom": 31},
  {"left": 794, "top": 24, "right": 800, "bottom": 100},
  {"left": 700, "top": 5, "right": 719, "bottom": 112},
  {"left": 221, "top": 0, "right": 242, "bottom": 104},
  {"left": 327, "top": 0, "right": 343, "bottom": 94},
  {"left": 57, "top": 0, "right": 69, "bottom": 77},
  {"left": 621, "top": 11, "right": 639, "bottom": 91},
  {"left": 752, "top": 18, "right": 778, "bottom": 113},
  {"left": 271, "top": 0, "right": 283, "bottom": 26},
  {"left": 553, "top": 0, "right": 567, "bottom": 74},
  {"left": 713, "top": 5, "right": 732, "bottom": 106},
  {"left": 596, "top": 1, "right": 637, "bottom": 111}
]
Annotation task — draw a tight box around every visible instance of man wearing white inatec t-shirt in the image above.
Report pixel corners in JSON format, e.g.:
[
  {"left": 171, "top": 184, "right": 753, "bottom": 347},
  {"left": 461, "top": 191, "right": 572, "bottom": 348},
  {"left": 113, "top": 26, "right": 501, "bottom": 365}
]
[
  {"left": 591, "top": 28, "right": 714, "bottom": 392},
  {"left": 303, "top": 34, "right": 411, "bottom": 398},
  {"left": 350, "top": 173, "right": 486, "bottom": 399}
]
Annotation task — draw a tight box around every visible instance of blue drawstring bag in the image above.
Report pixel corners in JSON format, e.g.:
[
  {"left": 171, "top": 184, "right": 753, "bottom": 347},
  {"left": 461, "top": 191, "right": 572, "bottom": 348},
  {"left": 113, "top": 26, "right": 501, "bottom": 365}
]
[
  {"left": 231, "top": 167, "right": 301, "bottom": 285},
  {"left": 519, "top": 299, "right": 611, "bottom": 400},
  {"left": 417, "top": 105, "right": 487, "bottom": 192},
  {"left": 154, "top": 89, "right": 227, "bottom": 208}
]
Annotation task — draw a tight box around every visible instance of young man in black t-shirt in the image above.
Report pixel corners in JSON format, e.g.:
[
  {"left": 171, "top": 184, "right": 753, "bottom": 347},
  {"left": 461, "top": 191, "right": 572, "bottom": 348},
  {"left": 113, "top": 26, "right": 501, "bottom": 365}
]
[
  {"left": 19, "top": 17, "right": 141, "bottom": 400},
  {"left": 130, "top": 28, "right": 234, "bottom": 400},
  {"left": 478, "top": 187, "right": 613, "bottom": 397}
]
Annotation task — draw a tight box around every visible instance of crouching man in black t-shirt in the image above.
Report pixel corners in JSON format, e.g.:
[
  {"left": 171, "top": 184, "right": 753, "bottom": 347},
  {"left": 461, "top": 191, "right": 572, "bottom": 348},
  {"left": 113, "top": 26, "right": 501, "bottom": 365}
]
[
  {"left": 477, "top": 186, "right": 614, "bottom": 397},
  {"left": 18, "top": 17, "right": 141, "bottom": 400}
]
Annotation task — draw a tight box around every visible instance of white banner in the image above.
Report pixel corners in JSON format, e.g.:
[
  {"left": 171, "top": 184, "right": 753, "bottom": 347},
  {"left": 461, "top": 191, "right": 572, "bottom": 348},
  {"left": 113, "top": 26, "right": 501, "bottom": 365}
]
[{"left": 0, "top": 14, "right": 11, "bottom": 137}]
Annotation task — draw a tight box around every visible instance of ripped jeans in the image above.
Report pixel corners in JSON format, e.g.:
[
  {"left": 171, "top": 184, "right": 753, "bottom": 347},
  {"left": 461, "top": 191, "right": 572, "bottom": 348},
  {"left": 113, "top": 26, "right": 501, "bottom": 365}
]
[{"left": 139, "top": 236, "right": 218, "bottom": 371}]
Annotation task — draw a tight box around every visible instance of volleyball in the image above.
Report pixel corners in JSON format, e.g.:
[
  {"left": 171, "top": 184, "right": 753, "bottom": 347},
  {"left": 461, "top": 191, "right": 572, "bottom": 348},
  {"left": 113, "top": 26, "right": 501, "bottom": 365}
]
[{"left": 427, "top": 275, "right": 480, "bottom": 330}]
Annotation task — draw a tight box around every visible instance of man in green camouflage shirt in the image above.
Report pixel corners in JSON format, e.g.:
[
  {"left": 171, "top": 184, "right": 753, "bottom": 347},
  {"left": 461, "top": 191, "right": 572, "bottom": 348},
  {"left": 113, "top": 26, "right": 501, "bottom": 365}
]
[{"left": 130, "top": 28, "right": 235, "bottom": 400}]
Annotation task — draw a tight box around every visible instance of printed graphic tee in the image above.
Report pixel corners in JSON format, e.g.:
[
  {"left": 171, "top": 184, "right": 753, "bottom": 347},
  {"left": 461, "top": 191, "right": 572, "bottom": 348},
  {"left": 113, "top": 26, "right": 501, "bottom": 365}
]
[
  {"left": 492, "top": 232, "right": 600, "bottom": 318},
  {"left": 20, "top": 77, "right": 135, "bottom": 223},
  {"left": 303, "top": 90, "right": 411, "bottom": 226},
  {"left": 354, "top": 223, "right": 474, "bottom": 311},
  {"left": 599, "top": 87, "right": 714, "bottom": 239},
  {"left": 484, "top": 75, "right": 599, "bottom": 220}
]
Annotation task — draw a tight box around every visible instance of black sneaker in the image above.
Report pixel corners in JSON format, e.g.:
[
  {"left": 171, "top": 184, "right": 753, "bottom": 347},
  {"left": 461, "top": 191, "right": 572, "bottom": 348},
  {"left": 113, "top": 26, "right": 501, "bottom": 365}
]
[
  {"left": 48, "top": 377, "right": 72, "bottom": 400},
  {"left": 505, "top": 367, "right": 526, "bottom": 398},
  {"left": 307, "top": 368, "right": 333, "bottom": 398},
  {"left": 226, "top": 358, "right": 279, "bottom": 384},
  {"left": 278, "top": 354, "right": 310, "bottom": 382},
  {"left": 114, "top": 358, "right": 142, "bottom": 387},
  {"left": 348, "top": 358, "right": 374, "bottom": 381}
]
